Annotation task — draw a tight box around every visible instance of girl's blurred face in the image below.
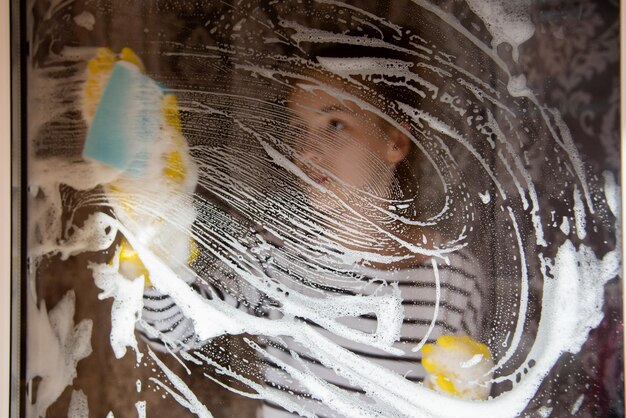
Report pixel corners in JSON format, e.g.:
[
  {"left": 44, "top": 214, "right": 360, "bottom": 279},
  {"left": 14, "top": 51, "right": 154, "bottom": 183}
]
[{"left": 288, "top": 83, "right": 400, "bottom": 203}]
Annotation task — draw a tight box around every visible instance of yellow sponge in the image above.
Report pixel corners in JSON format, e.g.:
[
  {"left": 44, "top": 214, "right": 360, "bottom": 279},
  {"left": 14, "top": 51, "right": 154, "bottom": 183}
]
[{"left": 421, "top": 335, "right": 494, "bottom": 400}]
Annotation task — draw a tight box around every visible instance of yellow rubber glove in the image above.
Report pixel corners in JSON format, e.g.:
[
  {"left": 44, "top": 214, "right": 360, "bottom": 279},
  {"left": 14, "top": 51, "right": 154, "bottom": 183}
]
[
  {"left": 112, "top": 237, "right": 199, "bottom": 287},
  {"left": 84, "top": 47, "right": 198, "bottom": 286},
  {"left": 422, "top": 335, "right": 494, "bottom": 400}
]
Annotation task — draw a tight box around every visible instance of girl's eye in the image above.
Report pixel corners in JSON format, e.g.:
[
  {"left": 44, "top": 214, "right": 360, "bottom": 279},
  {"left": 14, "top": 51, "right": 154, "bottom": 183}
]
[{"left": 328, "top": 119, "right": 346, "bottom": 131}]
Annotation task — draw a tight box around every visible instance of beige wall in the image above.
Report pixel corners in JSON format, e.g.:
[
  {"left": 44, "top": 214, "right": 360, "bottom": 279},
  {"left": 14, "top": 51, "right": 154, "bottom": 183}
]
[{"left": 1, "top": 0, "right": 11, "bottom": 414}]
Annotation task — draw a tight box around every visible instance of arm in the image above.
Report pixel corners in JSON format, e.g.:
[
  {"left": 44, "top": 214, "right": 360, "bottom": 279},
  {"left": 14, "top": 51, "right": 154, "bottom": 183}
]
[{"left": 420, "top": 249, "right": 495, "bottom": 400}]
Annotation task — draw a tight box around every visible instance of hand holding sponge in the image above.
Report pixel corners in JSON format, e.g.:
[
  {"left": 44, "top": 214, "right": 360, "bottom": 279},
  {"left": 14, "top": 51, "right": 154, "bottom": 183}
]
[
  {"left": 422, "top": 335, "right": 494, "bottom": 400},
  {"left": 82, "top": 47, "right": 199, "bottom": 285}
]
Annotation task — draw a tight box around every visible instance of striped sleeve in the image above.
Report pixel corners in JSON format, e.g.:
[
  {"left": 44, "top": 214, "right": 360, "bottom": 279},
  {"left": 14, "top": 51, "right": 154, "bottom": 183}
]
[
  {"left": 260, "top": 249, "right": 487, "bottom": 418},
  {"left": 136, "top": 257, "right": 259, "bottom": 353}
]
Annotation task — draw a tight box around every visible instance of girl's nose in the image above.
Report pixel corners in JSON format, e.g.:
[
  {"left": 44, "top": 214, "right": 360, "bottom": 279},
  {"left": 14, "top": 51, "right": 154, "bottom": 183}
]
[{"left": 298, "top": 149, "right": 323, "bottom": 166}]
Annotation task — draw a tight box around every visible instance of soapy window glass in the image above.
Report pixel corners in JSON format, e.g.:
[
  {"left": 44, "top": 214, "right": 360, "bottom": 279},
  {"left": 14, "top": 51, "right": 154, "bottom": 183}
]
[{"left": 18, "top": 0, "right": 622, "bottom": 417}]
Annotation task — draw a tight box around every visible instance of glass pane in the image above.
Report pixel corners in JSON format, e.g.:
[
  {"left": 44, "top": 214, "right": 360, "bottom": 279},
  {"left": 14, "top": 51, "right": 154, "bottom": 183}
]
[{"left": 21, "top": 0, "right": 622, "bottom": 417}]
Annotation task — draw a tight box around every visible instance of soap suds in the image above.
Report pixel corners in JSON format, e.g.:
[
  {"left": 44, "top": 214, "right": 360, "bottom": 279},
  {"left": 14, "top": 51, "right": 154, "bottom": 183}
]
[
  {"left": 73, "top": 11, "right": 95, "bottom": 31},
  {"left": 465, "top": 0, "right": 534, "bottom": 61},
  {"left": 26, "top": 1, "right": 619, "bottom": 417},
  {"left": 26, "top": 290, "right": 93, "bottom": 418},
  {"left": 68, "top": 389, "right": 89, "bottom": 418}
]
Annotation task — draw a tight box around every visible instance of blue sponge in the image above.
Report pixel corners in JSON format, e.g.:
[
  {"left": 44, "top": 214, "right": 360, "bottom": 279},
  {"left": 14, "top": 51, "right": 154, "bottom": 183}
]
[{"left": 83, "top": 61, "right": 164, "bottom": 176}]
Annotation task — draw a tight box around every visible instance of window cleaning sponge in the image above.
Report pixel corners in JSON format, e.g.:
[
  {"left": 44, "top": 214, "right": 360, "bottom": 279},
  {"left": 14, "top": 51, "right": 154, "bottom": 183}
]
[{"left": 82, "top": 59, "right": 164, "bottom": 176}]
